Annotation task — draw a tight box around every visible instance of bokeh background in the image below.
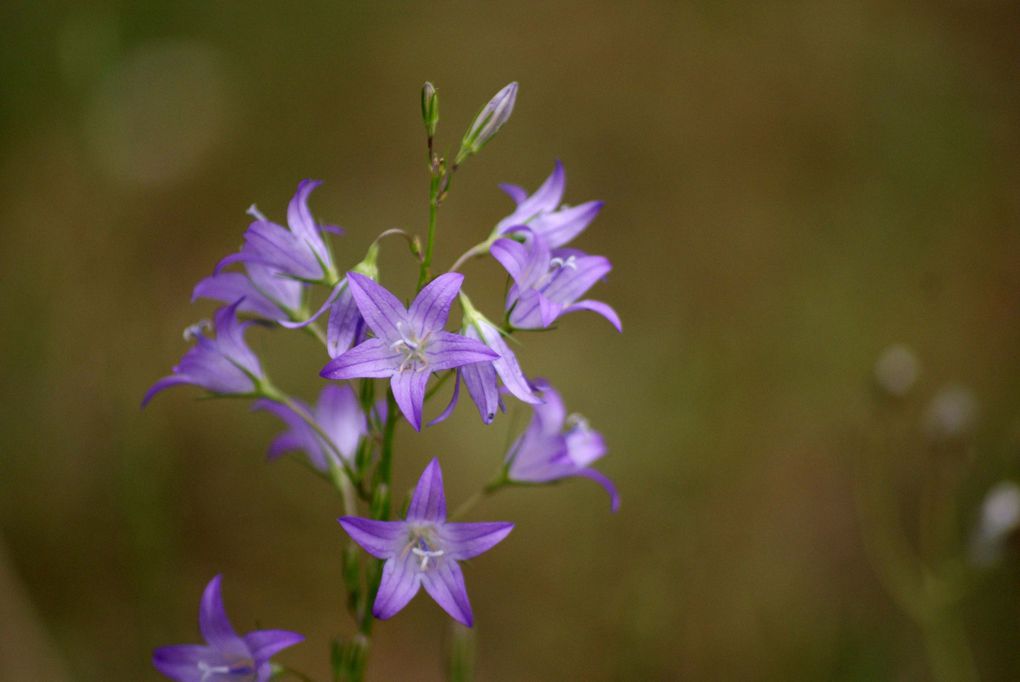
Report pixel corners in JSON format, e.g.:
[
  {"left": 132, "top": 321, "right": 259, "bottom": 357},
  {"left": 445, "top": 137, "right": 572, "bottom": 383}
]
[{"left": 3, "top": 1, "right": 1020, "bottom": 680}]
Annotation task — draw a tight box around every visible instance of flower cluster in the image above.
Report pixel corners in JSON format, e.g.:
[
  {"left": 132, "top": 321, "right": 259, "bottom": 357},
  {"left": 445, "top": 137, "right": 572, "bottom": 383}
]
[{"left": 145, "top": 81, "right": 620, "bottom": 681}]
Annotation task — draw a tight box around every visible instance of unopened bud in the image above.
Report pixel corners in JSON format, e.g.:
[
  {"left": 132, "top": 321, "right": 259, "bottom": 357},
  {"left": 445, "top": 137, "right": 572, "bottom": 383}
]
[
  {"left": 421, "top": 82, "right": 439, "bottom": 138},
  {"left": 456, "top": 81, "right": 518, "bottom": 164}
]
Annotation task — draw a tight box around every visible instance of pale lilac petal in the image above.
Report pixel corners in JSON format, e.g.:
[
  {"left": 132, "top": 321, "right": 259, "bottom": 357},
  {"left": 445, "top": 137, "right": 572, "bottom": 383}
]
[
  {"left": 577, "top": 469, "right": 620, "bottom": 512},
  {"left": 244, "top": 629, "right": 304, "bottom": 664},
  {"left": 427, "top": 372, "right": 461, "bottom": 427},
  {"left": 461, "top": 361, "right": 499, "bottom": 423},
  {"left": 321, "top": 339, "right": 400, "bottom": 380},
  {"left": 408, "top": 272, "right": 463, "bottom": 336},
  {"left": 372, "top": 554, "right": 421, "bottom": 620},
  {"left": 440, "top": 522, "right": 513, "bottom": 561},
  {"left": 498, "top": 183, "right": 528, "bottom": 203},
  {"left": 423, "top": 331, "right": 499, "bottom": 371},
  {"left": 346, "top": 272, "right": 407, "bottom": 344},
  {"left": 327, "top": 282, "right": 365, "bottom": 358},
  {"left": 391, "top": 369, "right": 431, "bottom": 431},
  {"left": 338, "top": 517, "right": 406, "bottom": 559},
  {"left": 563, "top": 300, "right": 622, "bottom": 332},
  {"left": 420, "top": 560, "right": 473, "bottom": 627},
  {"left": 472, "top": 320, "right": 540, "bottom": 404},
  {"left": 531, "top": 200, "right": 603, "bottom": 248},
  {"left": 152, "top": 644, "right": 208, "bottom": 681},
  {"left": 199, "top": 576, "right": 246, "bottom": 654},
  {"left": 407, "top": 458, "right": 446, "bottom": 522},
  {"left": 317, "top": 384, "right": 366, "bottom": 460}
]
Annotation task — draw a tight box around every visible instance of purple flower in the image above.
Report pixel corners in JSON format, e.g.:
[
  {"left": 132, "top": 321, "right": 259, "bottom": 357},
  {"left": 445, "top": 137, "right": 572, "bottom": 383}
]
[
  {"left": 217, "top": 180, "right": 339, "bottom": 283},
  {"left": 319, "top": 272, "right": 498, "bottom": 431},
  {"left": 152, "top": 575, "right": 302, "bottom": 682},
  {"left": 505, "top": 380, "right": 618, "bottom": 512},
  {"left": 491, "top": 230, "right": 621, "bottom": 332},
  {"left": 339, "top": 459, "right": 513, "bottom": 626},
  {"left": 495, "top": 161, "right": 603, "bottom": 248},
  {"left": 254, "top": 384, "right": 367, "bottom": 472},
  {"left": 143, "top": 299, "right": 265, "bottom": 406}
]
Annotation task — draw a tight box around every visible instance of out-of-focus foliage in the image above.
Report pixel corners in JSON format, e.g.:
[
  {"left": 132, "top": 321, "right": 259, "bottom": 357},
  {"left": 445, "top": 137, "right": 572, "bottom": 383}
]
[{"left": 2, "top": 1, "right": 1020, "bottom": 680}]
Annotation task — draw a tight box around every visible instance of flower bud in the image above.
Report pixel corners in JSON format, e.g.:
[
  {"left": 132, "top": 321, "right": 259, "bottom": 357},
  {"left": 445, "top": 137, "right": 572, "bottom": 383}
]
[
  {"left": 457, "top": 82, "right": 518, "bottom": 163},
  {"left": 421, "top": 81, "right": 439, "bottom": 138}
]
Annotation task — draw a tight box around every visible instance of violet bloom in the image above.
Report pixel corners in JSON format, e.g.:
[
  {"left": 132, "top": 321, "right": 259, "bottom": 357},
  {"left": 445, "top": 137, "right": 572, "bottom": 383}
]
[
  {"left": 217, "top": 180, "right": 339, "bottom": 284},
  {"left": 491, "top": 230, "right": 621, "bottom": 332},
  {"left": 143, "top": 299, "right": 264, "bottom": 406},
  {"left": 320, "top": 272, "right": 497, "bottom": 431},
  {"left": 506, "top": 380, "right": 618, "bottom": 511},
  {"left": 152, "top": 575, "right": 302, "bottom": 682},
  {"left": 254, "top": 384, "right": 367, "bottom": 472},
  {"left": 494, "top": 161, "right": 603, "bottom": 248},
  {"left": 339, "top": 459, "right": 513, "bottom": 626}
]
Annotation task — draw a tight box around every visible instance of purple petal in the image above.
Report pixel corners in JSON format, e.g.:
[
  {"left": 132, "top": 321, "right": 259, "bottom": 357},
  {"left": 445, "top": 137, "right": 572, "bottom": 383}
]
[
  {"left": 327, "top": 282, "right": 365, "bottom": 358},
  {"left": 461, "top": 360, "right": 499, "bottom": 423},
  {"left": 577, "top": 469, "right": 620, "bottom": 512},
  {"left": 338, "top": 517, "right": 406, "bottom": 559},
  {"left": 391, "top": 370, "right": 430, "bottom": 431},
  {"left": 563, "top": 299, "right": 622, "bottom": 332},
  {"left": 498, "top": 183, "right": 528, "bottom": 204},
  {"left": 152, "top": 644, "right": 208, "bottom": 681},
  {"left": 321, "top": 339, "right": 400, "bottom": 380},
  {"left": 372, "top": 554, "right": 422, "bottom": 620},
  {"left": 420, "top": 559, "right": 473, "bottom": 627},
  {"left": 408, "top": 272, "right": 463, "bottom": 336},
  {"left": 198, "top": 575, "right": 246, "bottom": 654},
  {"left": 440, "top": 522, "right": 513, "bottom": 560},
  {"left": 423, "top": 331, "right": 499, "bottom": 371},
  {"left": 531, "top": 200, "right": 603, "bottom": 248},
  {"left": 427, "top": 371, "right": 461, "bottom": 427},
  {"left": 346, "top": 272, "right": 407, "bottom": 344},
  {"left": 244, "top": 629, "right": 304, "bottom": 665},
  {"left": 407, "top": 458, "right": 446, "bottom": 522}
]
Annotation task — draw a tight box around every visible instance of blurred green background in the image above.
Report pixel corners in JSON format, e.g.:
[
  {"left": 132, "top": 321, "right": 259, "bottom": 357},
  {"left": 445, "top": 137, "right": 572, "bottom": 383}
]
[{"left": 3, "top": 1, "right": 1020, "bottom": 680}]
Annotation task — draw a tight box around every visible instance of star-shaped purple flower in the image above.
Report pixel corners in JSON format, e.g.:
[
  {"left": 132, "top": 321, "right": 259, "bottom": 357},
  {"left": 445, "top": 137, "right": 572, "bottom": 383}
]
[
  {"left": 491, "top": 230, "right": 621, "bottom": 332},
  {"left": 254, "top": 384, "right": 367, "bottom": 472},
  {"left": 339, "top": 459, "right": 513, "bottom": 627},
  {"left": 495, "top": 161, "right": 603, "bottom": 248},
  {"left": 143, "top": 299, "right": 264, "bottom": 406},
  {"left": 506, "top": 379, "right": 619, "bottom": 512},
  {"left": 319, "top": 272, "right": 498, "bottom": 431},
  {"left": 152, "top": 575, "right": 303, "bottom": 682}
]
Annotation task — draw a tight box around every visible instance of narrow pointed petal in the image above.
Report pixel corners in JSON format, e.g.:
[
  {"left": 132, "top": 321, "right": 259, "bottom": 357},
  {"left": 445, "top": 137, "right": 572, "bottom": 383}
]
[
  {"left": 321, "top": 339, "right": 400, "bottom": 380},
  {"left": 346, "top": 272, "right": 407, "bottom": 344},
  {"left": 563, "top": 299, "right": 622, "bottom": 332},
  {"left": 577, "top": 469, "right": 620, "bottom": 512},
  {"left": 420, "top": 560, "right": 473, "bottom": 627},
  {"left": 338, "top": 517, "right": 406, "bottom": 559},
  {"left": 199, "top": 576, "right": 245, "bottom": 653},
  {"left": 152, "top": 644, "right": 209, "bottom": 681},
  {"left": 498, "top": 183, "right": 528, "bottom": 204},
  {"left": 441, "top": 522, "right": 513, "bottom": 560},
  {"left": 372, "top": 554, "right": 421, "bottom": 620},
  {"left": 391, "top": 370, "right": 430, "bottom": 431},
  {"left": 461, "top": 360, "right": 499, "bottom": 423},
  {"left": 408, "top": 272, "right": 463, "bottom": 336},
  {"left": 244, "top": 629, "right": 304, "bottom": 664},
  {"left": 327, "top": 283, "right": 364, "bottom": 358},
  {"left": 427, "top": 371, "right": 461, "bottom": 427},
  {"left": 407, "top": 458, "right": 446, "bottom": 522},
  {"left": 531, "top": 200, "right": 603, "bottom": 248},
  {"left": 423, "top": 331, "right": 499, "bottom": 371}
]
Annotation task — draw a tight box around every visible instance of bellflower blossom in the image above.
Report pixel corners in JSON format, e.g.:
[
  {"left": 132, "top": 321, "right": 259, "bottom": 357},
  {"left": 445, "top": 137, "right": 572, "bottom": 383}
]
[
  {"left": 254, "top": 384, "right": 367, "bottom": 472},
  {"left": 152, "top": 575, "right": 303, "bottom": 682},
  {"left": 494, "top": 161, "right": 603, "bottom": 249},
  {"left": 491, "top": 230, "right": 621, "bottom": 332},
  {"left": 339, "top": 459, "right": 513, "bottom": 626},
  {"left": 506, "top": 380, "right": 618, "bottom": 512},
  {"left": 217, "top": 179, "right": 339, "bottom": 284},
  {"left": 320, "top": 272, "right": 498, "bottom": 431},
  {"left": 143, "top": 299, "right": 264, "bottom": 406}
]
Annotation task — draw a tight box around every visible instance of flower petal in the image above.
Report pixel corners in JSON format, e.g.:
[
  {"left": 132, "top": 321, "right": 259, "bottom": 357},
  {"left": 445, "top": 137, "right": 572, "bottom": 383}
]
[
  {"left": 321, "top": 339, "right": 400, "bottom": 380},
  {"left": 244, "top": 629, "right": 304, "bottom": 665},
  {"left": 441, "top": 522, "right": 513, "bottom": 561},
  {"left": 372, "top": 554, "right": 421, "bottom": 620},
  {"left": 152, "top": 644, "right": 209, "bottom": 681},
  {"left": 407, "top": 458, "right": 446, "bottom": 522},
  {"left": 346, "top": 272, "right": 407, "bottom": 344},
  {"left": 424, "top": 331, "right": 499, "bottom": 372},
  {"left": 391, "top": 369, "right": 431, "bottom": 432},
  {"left": 408, "top": 272, "right": 463, "bottom": 336},
  {"left": 338, "top": 517, "right": 406, "bottom": 559},
  {"left": 420, "top": 559, "right": 473, "bottom": 627},
  {"left": 562, "top": 299, "right": 622, "bottom": 332},
  {"left": 198, "top": 575, "right": 246, "bottom": 654}
]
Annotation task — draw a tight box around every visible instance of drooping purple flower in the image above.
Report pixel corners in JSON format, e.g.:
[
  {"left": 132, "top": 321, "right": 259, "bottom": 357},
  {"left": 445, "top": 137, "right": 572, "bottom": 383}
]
[
  {"left": 339, "top": 459, "right": 513, "bottom": 627},
  {"left": 505, "top": 379, "right": 618, "bottom": 511},
  {"left": 152, "top": 575, "right": 302, "bottom": 682},
  {"left": 319, "top": 272, "right": 498, "bottom": 431},
  {"left": 494, "top": 161, "right": 603, "bottom": 248},
  {"left": 217, "top": 180, "right": 339, "bottom": 284},
  {"left": 143, "top": 299, "right": 265, "bottom": 406},
  {"left": 491, "top": 230, "right": 621, "bottom": 332},
  {"left": 253, "top": 384, "right": 367, "bottom": 472}
]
